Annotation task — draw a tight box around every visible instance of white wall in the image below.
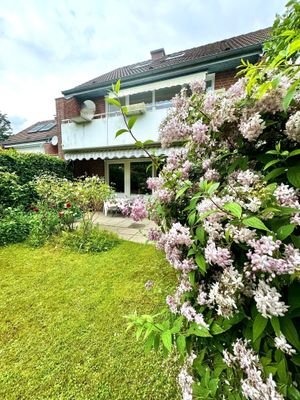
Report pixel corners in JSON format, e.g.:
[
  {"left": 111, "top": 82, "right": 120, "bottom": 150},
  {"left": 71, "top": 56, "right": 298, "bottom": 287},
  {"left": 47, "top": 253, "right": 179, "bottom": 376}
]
[
  {"left": 62, "top": 107, "right": 168, "bottom": 151},
  {"left": 7, "top": 143, "right": 45, "bottom": 153}
]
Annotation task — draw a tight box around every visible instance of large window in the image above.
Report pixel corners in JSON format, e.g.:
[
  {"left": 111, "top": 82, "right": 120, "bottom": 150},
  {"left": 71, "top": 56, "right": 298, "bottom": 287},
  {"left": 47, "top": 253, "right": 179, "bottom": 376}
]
[
  {"left": 130, "top": 161, "right": 152, "bottom": 194},
  {"left": 108, "top": 163, "right": 124, "bottom": 192},
  {"left": 106, "top": 159, "right": 153, "bottom": 196},
  {"left": 129, "top": 91, "right": 152, "bottom": 105}
]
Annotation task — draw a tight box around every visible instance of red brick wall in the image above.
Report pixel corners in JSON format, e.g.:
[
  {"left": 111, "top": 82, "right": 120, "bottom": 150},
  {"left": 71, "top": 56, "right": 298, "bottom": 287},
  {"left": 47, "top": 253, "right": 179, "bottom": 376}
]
[
  {"left": 215, "top": 69, "right": 238, "bottom": 90},
  {"left": 72, "top": 159, "right": 105, "bottom": 177},
  {"left": 44, "top": 143, "right": 58, "bottom": 155}
]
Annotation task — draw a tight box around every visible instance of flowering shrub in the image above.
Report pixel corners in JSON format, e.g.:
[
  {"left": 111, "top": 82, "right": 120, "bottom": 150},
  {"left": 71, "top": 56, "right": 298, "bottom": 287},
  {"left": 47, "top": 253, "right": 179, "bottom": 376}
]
[
  {"left": 117, "top": 196, "right": 148, "bottom": 221},
  {"left": 110, "top": 5, "right": 300, "bottom": 398}
]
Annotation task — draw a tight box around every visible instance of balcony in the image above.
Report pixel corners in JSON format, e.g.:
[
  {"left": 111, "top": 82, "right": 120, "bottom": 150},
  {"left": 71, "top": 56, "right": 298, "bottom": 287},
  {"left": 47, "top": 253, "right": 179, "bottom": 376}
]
[{"left": 61, "top": 102, "right": 170, "bottom": 152}]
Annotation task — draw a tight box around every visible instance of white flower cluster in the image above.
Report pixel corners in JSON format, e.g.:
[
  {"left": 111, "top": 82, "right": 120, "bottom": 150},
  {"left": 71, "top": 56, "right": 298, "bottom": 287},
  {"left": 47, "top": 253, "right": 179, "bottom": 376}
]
[
  {"left": 223, "top": 339, "right": 283, "bottom": 400},
  {"left": 254, "top": 280, "right": 289, "bottom": 318}
]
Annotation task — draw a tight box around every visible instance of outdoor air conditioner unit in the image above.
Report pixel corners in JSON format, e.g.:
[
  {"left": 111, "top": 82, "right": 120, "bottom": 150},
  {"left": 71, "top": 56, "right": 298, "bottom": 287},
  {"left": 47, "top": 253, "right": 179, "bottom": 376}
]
[{"left": 125, "top": 102, "right": 146, "bottom": 116}]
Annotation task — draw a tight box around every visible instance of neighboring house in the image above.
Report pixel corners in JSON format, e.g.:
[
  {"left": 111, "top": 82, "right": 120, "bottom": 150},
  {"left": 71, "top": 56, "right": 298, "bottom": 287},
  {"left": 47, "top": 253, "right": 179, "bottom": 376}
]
[
  {"left": 1, "top": 120, "right": 59, "bottom": 155},
  {"left": 56, "top": 27, "right": 270, "bottom": 196}
]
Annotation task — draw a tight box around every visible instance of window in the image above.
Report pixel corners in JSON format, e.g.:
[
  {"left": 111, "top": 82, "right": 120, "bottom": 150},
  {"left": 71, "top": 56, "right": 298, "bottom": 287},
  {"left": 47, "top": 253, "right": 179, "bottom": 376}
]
[
  {"left": 129, "top": 91, "right": 152, "bottom": 105},
  {"left": 155, "top": 85, "right": 182, "bottom": 104},
  {"left": 107, "top": 96, "right": 126, "bottom": 114},
  {"left": 108, "top": 163, "right": 124, "bottom": 192},
  {"left": 206, "top": 74, "right": 215, "bottom": 92},
  {"left": 106, "top": 159, "right": 154, "bottom": 196},
  {"left": 130, "top": 161, "right": 152, "bottom": 194}
]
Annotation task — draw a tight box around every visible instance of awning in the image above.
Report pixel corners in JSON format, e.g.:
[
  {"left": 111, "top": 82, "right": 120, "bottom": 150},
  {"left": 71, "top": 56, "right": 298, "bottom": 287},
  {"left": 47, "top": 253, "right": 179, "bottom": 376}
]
[
  {"left": 64, "top": 147, "right": 181, "bottom": 161},
  {"left": 109, "top": 71, "right": 207, "bottom": 97}
]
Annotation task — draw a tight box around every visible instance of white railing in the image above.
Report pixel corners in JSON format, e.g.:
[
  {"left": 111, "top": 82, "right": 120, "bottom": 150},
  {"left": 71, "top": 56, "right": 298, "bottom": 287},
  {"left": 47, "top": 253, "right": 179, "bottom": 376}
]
[{"left": 61, "top": 100, "right": 171, "bottom": 124}]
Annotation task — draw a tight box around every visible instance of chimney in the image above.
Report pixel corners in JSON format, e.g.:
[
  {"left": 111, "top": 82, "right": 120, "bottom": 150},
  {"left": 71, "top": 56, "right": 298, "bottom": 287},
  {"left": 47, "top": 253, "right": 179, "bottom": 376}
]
[{"left": 150, "top": 48, "right": 165, "bottom": 60}]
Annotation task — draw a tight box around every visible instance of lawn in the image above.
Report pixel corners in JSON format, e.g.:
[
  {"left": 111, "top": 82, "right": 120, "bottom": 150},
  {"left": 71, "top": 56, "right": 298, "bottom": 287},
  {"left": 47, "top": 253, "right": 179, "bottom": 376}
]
[{"left": 0, "top": 242, "right": 180, "bottom": 399}]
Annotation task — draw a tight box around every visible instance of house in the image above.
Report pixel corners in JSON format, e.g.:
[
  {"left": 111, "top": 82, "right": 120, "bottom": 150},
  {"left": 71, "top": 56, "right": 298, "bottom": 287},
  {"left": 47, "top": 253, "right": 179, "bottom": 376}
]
[
  {"left": 1, "top": 120, "right": 58, "bottom": 155},
  {"left": 56, "top": 28, "right": 270, "bottom": 196}
]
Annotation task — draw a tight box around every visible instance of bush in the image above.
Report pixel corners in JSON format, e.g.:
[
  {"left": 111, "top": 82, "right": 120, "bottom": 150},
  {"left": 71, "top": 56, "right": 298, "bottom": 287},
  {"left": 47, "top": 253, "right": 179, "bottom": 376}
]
[
  {"left": 59, "top": 224, "right": 120, "bottom": 253},
  {"left": 0, "top": 170, "right": 30, "bottom": 210},
  {"left": 0, "top": 209, "right": 33, "bottom": 246},
  {"left": 110, "top": 4, "right": 300, "bottom": 398},
  {"left": 0, "top": 149, "right": 72, "bottom": 185},
  {"left": 27, "top": 209, "right": 61, "bottom": 247},
  {"left": 0, "top": 149, "right": 72, "bottom": 210}
]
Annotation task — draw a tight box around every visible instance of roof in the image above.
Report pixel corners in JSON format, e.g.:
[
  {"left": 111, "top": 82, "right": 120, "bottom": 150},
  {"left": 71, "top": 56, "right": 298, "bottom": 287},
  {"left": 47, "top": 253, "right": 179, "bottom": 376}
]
[
  {"left": 2, "top": 120, "right": 57, "bottom": 146},
  {"left": 64, "top": 27, "right": 270, "bottom": 95}
]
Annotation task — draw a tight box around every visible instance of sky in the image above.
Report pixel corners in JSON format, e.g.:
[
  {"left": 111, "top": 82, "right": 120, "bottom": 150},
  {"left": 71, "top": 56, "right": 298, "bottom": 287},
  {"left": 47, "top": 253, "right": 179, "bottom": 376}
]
[{"left": 0, "top": 0, "right": 287, "bottom": 133}]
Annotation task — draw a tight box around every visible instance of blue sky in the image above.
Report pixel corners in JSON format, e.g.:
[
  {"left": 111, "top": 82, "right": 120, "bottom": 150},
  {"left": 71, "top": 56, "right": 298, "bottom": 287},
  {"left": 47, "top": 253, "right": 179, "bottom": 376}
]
[{"left": 0, "top": 0, "right": 287, "bottom": 133}]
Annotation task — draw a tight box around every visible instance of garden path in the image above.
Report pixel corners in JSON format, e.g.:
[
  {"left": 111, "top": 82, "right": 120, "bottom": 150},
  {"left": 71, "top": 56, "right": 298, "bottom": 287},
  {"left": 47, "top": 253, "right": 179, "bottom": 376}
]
[{"left": 93, "top": 212, "right": 156, "bottom": 243}]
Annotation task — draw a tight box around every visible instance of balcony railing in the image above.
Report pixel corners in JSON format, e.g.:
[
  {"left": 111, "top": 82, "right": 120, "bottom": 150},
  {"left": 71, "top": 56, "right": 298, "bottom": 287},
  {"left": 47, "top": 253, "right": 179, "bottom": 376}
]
[{"left": 61, "top": 100, "right": 171, "bottom": 124}]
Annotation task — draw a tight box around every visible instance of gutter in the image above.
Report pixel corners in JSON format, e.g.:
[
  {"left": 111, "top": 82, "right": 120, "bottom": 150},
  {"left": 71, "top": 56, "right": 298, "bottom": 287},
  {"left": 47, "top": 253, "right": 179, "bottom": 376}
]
[{"left": 62, "top": 43, "right": 262, "bottom": 97}]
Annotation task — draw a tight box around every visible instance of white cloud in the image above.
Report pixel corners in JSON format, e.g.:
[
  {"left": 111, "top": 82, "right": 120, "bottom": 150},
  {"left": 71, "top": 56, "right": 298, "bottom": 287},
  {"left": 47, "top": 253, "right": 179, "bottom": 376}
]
[{"left": 0, "top": 0, "right": 287, "bottom": 132}]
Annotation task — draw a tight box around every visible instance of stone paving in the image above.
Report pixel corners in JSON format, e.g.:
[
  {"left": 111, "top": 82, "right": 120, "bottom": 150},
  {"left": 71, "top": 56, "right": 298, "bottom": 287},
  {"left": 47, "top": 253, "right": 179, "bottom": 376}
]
[{"left": 93, "top": 212, "right": 156, "bottom": 243}]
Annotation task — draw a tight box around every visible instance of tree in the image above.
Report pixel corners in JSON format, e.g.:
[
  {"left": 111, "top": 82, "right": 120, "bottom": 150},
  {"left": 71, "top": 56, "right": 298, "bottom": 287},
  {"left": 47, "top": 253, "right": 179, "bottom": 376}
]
[{"left": 0, "top": 112, "right": 12, "bottom": 142}]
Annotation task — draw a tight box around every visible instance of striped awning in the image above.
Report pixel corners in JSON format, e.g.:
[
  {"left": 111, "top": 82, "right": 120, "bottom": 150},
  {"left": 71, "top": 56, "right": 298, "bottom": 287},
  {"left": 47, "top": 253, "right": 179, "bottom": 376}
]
[{"left": 64, "top": 146, "right": 181, "bottom": 161}]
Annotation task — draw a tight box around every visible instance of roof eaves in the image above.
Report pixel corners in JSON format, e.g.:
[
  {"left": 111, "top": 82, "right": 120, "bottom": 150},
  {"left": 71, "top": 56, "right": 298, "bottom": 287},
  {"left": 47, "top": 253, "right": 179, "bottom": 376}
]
[{"left": 62, "top": 43, "right": 262, "bottom": 97}]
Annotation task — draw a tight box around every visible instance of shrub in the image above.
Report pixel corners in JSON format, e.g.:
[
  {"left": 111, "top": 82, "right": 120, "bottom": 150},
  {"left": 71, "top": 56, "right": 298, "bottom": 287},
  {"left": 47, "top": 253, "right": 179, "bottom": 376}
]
[
  {"left": 0, "top": 149, "right": 72, "bottom": 185},
  {"left": 0, "top": 170, "right": 30, "bottom": 210},
  {"left": 59, "top": 223, "right": 120, "bottom": 253},
  {"left": 110, "top": 4, "right": 300, "bottom": 399},
  {"left": 27, "top": 208, "right": 61, "bottom": 247},
  {"left": 0, "top": 208, "right": 33, "bottom": 246}
]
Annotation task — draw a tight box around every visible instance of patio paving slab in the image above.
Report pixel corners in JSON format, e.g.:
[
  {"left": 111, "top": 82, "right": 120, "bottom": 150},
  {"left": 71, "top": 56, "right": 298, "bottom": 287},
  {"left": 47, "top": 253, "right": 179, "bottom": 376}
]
[{"left": 93, "top": 212, "right": 155, "bottom": 243}]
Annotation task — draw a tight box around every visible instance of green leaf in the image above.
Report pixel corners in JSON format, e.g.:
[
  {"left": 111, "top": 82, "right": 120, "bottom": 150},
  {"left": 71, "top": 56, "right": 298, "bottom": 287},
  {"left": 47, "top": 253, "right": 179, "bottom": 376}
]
[
  {"left": 223, "top": 202, "right": 242, "bottom": 218},
  {"left": 283, "top": 85, "right": 297, "bottom": 111},
  {"left": 176, "top": 335, "right": 186, "bottom": 356},
  {"left": 287, "top": 166, "right": 300, "bottom": 188},
  {"left": 207, "top": 182, "right": 220, "bottom": 195},
  {"left": 106, "top": 97, "right": 121, "bottom": 107},
  {"left": 144, "top": 333, "right": 154, "bottom": 354},
  {"left": 253, "top": 313, "right": 268, "bottom": 342},
  {"left": 195, "top": 253, "right": 207, "bottom": 275},
  {"left": 186, "top": 322, "right": 211, "bottom": 337},
  {"left": 287, "top": 386, "right": 300, "bottom": 400},
  {"left": 115, "top": 79, "right": 121, "bottom": 94},
  {"left": 288, "top": 282, "right": 300, "bottom": 310},
  {"left": 263, "top": 159, "right": 281, "bottom": 170},
  {"left": 170, "top": 317, "right": 183, "bottom": 334},
  {"left": 271, "top": 317, "right": 281, "bottom": 336},
  {"left": 176, "top": 184, "right": 191, "bottom": 199},
  {"left": 281, "top": 317, "right": 300, "bottom": 351},
  {"left": 277, "top": 358, "right": 288, "bottom": 384},
  {"left": 276, "top": 224, "right": 295, "bottom": 240},
  {"left": 265, "top": 167, "right": 286, "bottom": 181},
  {"left": 161, "top": 330, "right": 172, "bottom": 352},
  {"left": 143, "top": 140, "right": 154, "bottom": 146},
  {"left": 291, "top": 354, "right": 300, "bottom": 367},
  {"left": 288, "top": 149, "right": 300, "bottom": 158},
  {"left": 127, "top": 116, "right": 138, "bottom": 130},
  {"left": 196, "top": 227, "right": 205, "bottom": 244},
  {"left": 242, "top": 216, "right": 270, "bottom": 231},
  {"left": 115, "top": 128, "right": 128, "bottom": 138}
]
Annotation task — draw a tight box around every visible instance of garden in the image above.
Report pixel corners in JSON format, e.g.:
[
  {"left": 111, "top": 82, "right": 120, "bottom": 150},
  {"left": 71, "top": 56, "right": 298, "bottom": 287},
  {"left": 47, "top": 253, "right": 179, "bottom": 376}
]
[
  {"left": 0, "top": 150, "right": 180, "bottom": 399},
  {"left": 1, "top": 2, "right": 300, "bottom": 399}
]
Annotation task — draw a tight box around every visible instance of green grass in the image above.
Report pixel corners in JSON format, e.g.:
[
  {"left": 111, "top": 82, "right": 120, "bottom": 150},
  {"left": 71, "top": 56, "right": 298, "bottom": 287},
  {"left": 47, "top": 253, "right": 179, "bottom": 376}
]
[{"left": 0, "top": 242, "right": 180, "bottom": 399}]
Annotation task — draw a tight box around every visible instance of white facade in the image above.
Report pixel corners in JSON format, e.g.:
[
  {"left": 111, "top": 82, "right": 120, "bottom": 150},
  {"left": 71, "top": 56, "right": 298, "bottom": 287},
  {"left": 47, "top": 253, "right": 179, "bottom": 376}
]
[
  {"left": 62, "top": 106, "right": 169, "bottom": 152},
  {"left": 6, "top": 141, "right": 46, "bottom": 153}
]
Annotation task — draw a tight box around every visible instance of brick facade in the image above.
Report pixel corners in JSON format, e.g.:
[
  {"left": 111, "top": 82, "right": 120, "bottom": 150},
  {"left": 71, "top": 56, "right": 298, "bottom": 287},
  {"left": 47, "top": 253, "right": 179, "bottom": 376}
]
[
  {"left": 215, "top": 69, "right": 238, "bottom": 90},
  {"left": 43, "top": 143, "right": 58, "bottom": 155}
]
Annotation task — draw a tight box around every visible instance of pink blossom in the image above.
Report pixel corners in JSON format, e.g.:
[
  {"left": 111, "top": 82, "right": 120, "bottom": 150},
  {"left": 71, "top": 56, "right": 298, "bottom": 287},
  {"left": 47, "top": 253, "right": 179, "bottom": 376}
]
[
  {"left": 239, "top": 112, "right": 266, "bottom": 141},
  {"left": 204, "top": 241, "right": 233, "bottom": 268},
  {"left": 130, "top": 197, "right": 148, "bottom": 221}
]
